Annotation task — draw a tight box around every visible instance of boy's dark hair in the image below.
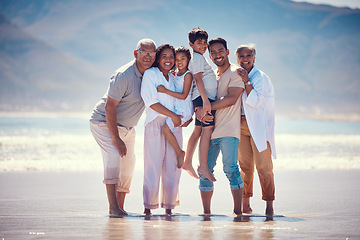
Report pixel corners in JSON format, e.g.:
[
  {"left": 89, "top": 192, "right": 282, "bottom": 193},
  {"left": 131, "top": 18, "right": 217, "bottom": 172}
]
[
  {"left": 188, "top": 27, "right": 208, "bottom": 43},
  {"left": 208, "top": 38, "right": 228, "bottom": 51},
  {"left": 152, "top": 44, "right": 176, "bottom": 71}
]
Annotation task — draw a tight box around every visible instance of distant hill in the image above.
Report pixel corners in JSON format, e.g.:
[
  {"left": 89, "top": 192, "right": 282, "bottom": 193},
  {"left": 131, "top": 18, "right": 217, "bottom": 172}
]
[
  {"left": 0, "top": 0, "right": 359, "bottom": 117},
  {"left": 0, "top": 13, "right": 108, "bottom": 112}
]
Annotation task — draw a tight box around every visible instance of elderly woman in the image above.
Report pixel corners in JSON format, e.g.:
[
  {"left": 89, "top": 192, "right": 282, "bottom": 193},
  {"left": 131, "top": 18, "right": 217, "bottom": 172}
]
[{"left": 235, "top": 44, "right": 276, "bottom": 215}]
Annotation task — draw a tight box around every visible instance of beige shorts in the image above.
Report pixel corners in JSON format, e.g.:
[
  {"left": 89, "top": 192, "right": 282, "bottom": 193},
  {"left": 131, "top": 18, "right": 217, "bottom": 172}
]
[{"left": 90, "top": 121, "right": 136, "bottom": 193}]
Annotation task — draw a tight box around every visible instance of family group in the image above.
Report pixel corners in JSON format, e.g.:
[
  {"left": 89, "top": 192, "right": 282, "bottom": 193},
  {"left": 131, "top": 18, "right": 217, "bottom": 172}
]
[{"left": 89, "top": 27, "right": 276, "bottom": 217}]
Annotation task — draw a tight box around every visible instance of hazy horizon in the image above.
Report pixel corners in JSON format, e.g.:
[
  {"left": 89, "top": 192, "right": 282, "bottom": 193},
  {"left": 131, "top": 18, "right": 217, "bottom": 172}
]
[{"left": 0, "top": 0, "right": 359, "bottom": 118}]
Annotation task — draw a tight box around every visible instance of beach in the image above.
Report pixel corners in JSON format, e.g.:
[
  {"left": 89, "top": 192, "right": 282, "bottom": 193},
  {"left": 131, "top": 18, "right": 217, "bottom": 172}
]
[
  {"left": 1, "top": 115, "right": 360, "bottom": 239},
  {"left": 1, "top": 170, "right": 360, "bottom": 240}
]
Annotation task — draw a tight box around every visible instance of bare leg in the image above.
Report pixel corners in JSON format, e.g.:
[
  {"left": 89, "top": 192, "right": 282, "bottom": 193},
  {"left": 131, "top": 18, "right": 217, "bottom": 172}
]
[
  {"left": 242, "top": 197, "right": 253, "bottom": 214},
  {"left": 116, "top": 191, "right": 126, "bottom": 212},
  {"left": 197, "top": 126, "right": 216, "bottom": 182},
  {"left": 231, "top": 188, "right": 243, "bottom": 215},
  {"left": 200, "top": 190, "right": 213, "bottom": 214},
  {"left": 265, "top": 201, "right": 274, "bottom": 215},
  {"left": 162, "top": 123, "right": 185, "bottom": 168},
  {"left": 182, "top": 126, "right": 201, "bottom": 179},
  {"left": 106, "top": 184, "right": 127, "bottom": 216}
]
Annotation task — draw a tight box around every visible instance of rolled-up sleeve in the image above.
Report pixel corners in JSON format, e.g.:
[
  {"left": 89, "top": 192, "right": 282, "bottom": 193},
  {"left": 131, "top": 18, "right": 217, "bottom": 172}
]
[
  {"left": 245, "top": 72, "right": 266, "bottom": 109},
  {"left": 141, "top": 69, "right": 159, "bottom": 108}
]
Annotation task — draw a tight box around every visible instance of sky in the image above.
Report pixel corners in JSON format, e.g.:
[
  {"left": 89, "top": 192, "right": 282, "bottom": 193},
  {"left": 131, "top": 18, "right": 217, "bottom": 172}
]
[
  {"left": 0, "top": 0, "right": 359, "bottom": 115},
  {"left": 291, "top": 0, "right": 360, "bottom": 8}
]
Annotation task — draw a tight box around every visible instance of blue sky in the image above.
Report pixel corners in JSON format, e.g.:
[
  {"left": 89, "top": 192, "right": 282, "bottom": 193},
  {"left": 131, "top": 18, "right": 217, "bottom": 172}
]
[
  {"left": 0, "top": 0, "right": 359, "bottom": 115},
  {"left": 292, "top": 0, "right": 360, "bottom": 8}
]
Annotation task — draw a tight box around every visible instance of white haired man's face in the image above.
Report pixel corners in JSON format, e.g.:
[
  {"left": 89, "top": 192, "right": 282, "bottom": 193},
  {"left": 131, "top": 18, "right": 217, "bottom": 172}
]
[{"left": 134, "top": 44, "right": 156, "bottom": 73}]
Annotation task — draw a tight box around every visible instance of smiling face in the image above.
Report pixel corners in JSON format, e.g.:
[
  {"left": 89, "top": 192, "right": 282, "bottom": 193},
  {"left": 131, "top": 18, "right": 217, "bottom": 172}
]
[
  {"left": 189, "top": 38, "right": 208, "bottom": 55},
  {"left": 134, "top": 43, "right": 156, "bottom": 74},
  {"left": 175, "top": 52, "right": 189, "bottom": 73},
  {"left": 236, "top": 48, "right": 255, "bottom": 72},
  {"left": 157, "top": 47, "right": 175, "bottom": 74},
  {"left": 209, "top": 42, "right": 229, "bottom": 67}
]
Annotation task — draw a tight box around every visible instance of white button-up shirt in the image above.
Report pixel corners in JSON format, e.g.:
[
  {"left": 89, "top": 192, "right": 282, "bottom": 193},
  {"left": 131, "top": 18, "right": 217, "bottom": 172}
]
[
  {"left": 141, "top": 67, "right": 176, "bottom": 126},
  {"left": 242, "top": 65, "right": 276, "bottom": 158}
]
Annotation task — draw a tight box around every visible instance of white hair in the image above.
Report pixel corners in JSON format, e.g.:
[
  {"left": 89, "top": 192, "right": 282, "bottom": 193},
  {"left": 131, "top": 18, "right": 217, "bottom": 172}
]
[
  {"left": 235, "top": 43, "right": 256, "bottom": 57},
  {"left": 136, "top": 38, "right": 156, "bottom": 50}
]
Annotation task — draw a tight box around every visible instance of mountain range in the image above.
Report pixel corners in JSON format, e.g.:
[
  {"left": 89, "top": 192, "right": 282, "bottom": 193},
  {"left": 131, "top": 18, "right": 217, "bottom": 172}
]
[{"left": 0, "top": 0, "right": 359, "bottom": 118}]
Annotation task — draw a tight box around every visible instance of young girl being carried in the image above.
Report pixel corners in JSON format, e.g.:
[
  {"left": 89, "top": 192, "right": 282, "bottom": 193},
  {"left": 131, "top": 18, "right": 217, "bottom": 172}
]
[{"left": 157, "top": 46, "right": 194, "bottom": 168}]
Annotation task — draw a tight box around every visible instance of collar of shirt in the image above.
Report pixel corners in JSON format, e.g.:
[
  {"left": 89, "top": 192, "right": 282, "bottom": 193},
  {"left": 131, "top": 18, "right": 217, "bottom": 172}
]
[
  {"left": 248, "top": 65, "right": 258, "bottom": 80},
  {"left": 133, "top": 60, "right": 143, "bottom": 79}
]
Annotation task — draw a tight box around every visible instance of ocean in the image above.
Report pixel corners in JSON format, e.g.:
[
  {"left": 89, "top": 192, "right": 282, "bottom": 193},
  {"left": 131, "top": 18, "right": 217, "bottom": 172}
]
[
  {"left": 1, "top": 113, "right": 360, "bottom": 240},
  {"left": 1, "top": 114, "right": 359, "bottom": 172}
]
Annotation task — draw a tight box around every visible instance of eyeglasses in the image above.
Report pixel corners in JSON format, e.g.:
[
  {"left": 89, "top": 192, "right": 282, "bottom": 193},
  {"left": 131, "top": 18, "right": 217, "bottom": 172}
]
[{"left": 138, "top": 50, "right": 156, "bottom": 57}]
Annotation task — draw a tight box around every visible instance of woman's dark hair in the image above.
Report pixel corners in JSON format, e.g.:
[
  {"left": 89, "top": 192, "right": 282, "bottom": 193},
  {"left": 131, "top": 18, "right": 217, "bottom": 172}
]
[{"left": 152, "top": 44, "right": 176, "bottom": 71}]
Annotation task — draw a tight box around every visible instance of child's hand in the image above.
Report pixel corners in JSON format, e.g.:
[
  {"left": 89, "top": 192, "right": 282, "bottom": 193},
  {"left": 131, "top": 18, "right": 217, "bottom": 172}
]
[
  {"left": 203, "top": 99, "right": 211, "bottom": 114},
  {"left": 157, "top": 85, "right": 167, "bottom": 93},
  {"left": 181, "top": 118, "right": 193, "bottom": 127},
  {"left": 171, "top": 114, "right": 182, "bottom": 127}
]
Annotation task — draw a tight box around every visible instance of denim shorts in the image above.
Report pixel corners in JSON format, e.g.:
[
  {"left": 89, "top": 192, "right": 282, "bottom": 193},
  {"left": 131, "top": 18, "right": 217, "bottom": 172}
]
[{"left": 199, "top": 137, "right": 244, "bottom": 191}]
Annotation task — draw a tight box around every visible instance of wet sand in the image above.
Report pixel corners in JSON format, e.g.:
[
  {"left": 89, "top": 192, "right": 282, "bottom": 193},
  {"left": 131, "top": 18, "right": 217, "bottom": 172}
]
[{"left": 0, "top": 170, "right": 359, "bottom": 239}]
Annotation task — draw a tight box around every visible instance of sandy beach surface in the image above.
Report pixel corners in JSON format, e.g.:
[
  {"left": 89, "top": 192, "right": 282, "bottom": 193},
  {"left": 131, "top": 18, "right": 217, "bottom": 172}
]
[{"left": 1, "top": 170, "right": 359, "bottom": 240}]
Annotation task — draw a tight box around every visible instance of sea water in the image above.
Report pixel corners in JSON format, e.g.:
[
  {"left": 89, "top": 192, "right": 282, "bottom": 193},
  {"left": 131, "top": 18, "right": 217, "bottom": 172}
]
[
  {"left": 1, "top": 114, "right": 360, "bottom": 240},
  {"left": 0, "top": 114, "right": 360, "bottom": 172}
]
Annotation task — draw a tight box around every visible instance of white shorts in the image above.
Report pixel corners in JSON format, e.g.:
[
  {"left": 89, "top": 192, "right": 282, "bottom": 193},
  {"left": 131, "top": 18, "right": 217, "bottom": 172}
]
[{"left": 90, "top": 121, "right": 136, "bottom": 193}]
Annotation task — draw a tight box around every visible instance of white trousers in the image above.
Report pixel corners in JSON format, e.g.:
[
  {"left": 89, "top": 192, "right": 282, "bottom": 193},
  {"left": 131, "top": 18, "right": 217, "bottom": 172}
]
[
  {"left": 90, "top": 121, "right": 136, "bottom": 193},
  {"left": 143, "top": 116, "right": 182, "bottom": 209}
]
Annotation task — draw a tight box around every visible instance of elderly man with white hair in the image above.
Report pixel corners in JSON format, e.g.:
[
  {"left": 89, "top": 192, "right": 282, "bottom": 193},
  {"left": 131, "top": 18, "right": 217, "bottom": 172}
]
[{"left": 90, "top": 39, "right": 156, "bottom": 217}]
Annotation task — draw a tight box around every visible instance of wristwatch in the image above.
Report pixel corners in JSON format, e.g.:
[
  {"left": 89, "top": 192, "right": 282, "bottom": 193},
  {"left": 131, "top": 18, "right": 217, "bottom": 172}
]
[{"left": 246, "top": 81, "right": 252, "bottom": 86}]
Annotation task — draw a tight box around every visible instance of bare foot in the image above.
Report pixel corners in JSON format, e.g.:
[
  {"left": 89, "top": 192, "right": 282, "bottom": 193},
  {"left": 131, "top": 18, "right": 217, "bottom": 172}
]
[
  {"left": 176, "top": 151, "right": 185, "bottom": 168},
  {"left": 243, "top": 207, "right": 253, "bottom": 214},
  {"left": 109, "top": 208, "right": 127, "bottom": 217},
  {"left": 197, "top": 166, "right": 216, "bottom": 182},
  {"left": 233, "top": 210, "right": 242, "bottom": 216},
  {"left": 243, "top": 197, "right": 252, "bottom": 214},
  {"left": 144, "top": 208, "right": 151, "bottom": 215},
  {"left": 182, "top": 162, "right": 199, "bottom": 179}
]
